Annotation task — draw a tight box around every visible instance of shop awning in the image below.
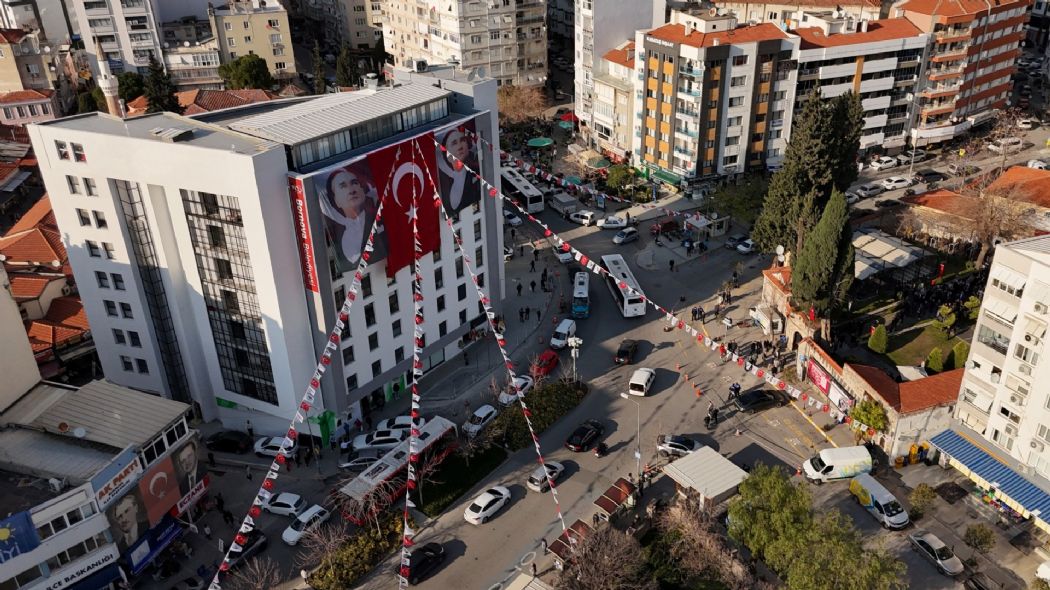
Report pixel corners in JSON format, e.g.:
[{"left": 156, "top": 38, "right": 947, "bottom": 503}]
[
  {"left": 593, "top": 477, "right": 636, "bottom": 516},
  {"left": 984, "top": 298, "right": 1018, "bottom": 325},
  {"left": 549, "top": 519, "right": 591, "bottom": 563},
  {"left": 930, "top": 430, "right": 1050, "bottom": 523},
  {"left": 652, "top": 168, "right": 681, "bottom": 185},
  {"left": 992, "top": 266, "right": 1027, "bottom": 291}
]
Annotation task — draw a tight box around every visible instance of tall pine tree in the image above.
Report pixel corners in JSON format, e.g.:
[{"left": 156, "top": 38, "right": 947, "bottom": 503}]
[
  {"left": 335, "top": 44, "right": 358, "bottom": 88},
  {"left": 143, "top": 55, "right": 182, "bottom": 114},
  {"left": 829, "top": 92, "right": 865, "bottom": 192},
  {"left": 313, "top": 41, "right": 326, "bottom": 94},
  {"left": 790, "top": 190, "right": 854, "bottom": 340}
]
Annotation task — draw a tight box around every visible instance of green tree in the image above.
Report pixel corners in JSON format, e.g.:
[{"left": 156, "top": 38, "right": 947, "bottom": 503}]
[
  {"left": 926, "top": 347, "right": 944, "bottom": 373},
  {"left": 963, "top": 295, "right": 982, "bottom": 321},
  {"left": 850, "top": 398, "right": 888, "bottom": 435},
  {"left": 218, "top": 54, "right": 274, "bottom": 90},
  {"left": 313, "top": 41, "right": 326, "bottom": 94},
  {"left": 116, "top": 71, "right": 144, "bottom": 103},
  {"left": 488, "top": 380, "right": 586, "bottom": 449},
  {"left": 782, "top": 510, "right": 905, "bottom": 590},
  {"left": 909, "top": 483, "right": 938, "bottom": 517},
  {"left": 963, "top": 523, "right": 996, "bottom": 554},
  {"left": 605, "top": 164, "right": 634, "bottom": 195},
  {"left": 868, "top": 324, "right": 888, "bottom": 354},
  {"left": 143, "top": 55, "right": 182, "bottom": 114},
  {"left": 727, "top": 463, "right": 812, "bottom": 569},
  {"left": 91, "top": 86, "right": 106, "bottom": 110},
  {"left": 949, "top": 341, "right": 970, "bottom": 371},
  {"left": 828, "top": 92, "right": 865, "bottom": 191},
  {"left": 1030, "top": 578, "right": 1050, "bottom": 590},
  {"left": 789, "top": 190, "right": 853, "bottom": 338},
  {"left": 335, "top": 43, "right": 359, "bottom": 88},
  {"left": 932, "top": 304, "right": 957, "bottom": 336},
  {"left": 706, "top": 175, "right": 769, "bottom": 225},
  {"left": 76, "top": 91, "right": 98, "bottom": 114},
  {"left": 308, "top": 513, "right": 409, "bottom": 590}
]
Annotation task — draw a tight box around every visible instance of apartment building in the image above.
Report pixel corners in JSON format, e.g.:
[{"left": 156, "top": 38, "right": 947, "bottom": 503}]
[
  {"left": 896, "top": 0, "right": 1029, "bottom": 146},
  {"left": 0, "top": 28, "right": 76, "bottom": 112},
  {"left": 209, "top": 0, "right": 296, "bottom": 80},
  {"left": 549, "top": 0, "right": 573, "bottom": 44},
  {"left": 793, "top": 13, "right": 928, "bottom": 153},
  {"left": 383, "top": 0, "right": 547, "bottom": 87},
  {"left": 631, "top": 10, "right": 798, "bottom": 186},
  {"left": 29, "top": 78, "right": 504, "bottom": 432},
  {"left": 339, "top": 0, "right": 383, "bottom": 49},
  {"left": 714, "top": 0, "right": 883, "bottom": 29},
  {"left": 0, "top": 88, "right": 58, "bottom": 125},
  {"left": 73, "top": 0, "right": 164, "bottom": 75},
  {"left": 0, "top": 0, "right": 79, "bottom": 43},
  {"left": 592, "top": 41, "right": 636, "bottom": 162},
  {"left": 575, "top": 0, "right": 665, "bottom": 144}
]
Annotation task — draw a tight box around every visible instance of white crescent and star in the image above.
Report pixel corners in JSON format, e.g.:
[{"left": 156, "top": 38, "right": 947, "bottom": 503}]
[
  {"left": 149, "top": 472, "right": 169, "bottom": 498},
  {"left": 390, "top": 161, "right": 425, "bottom": 211}
]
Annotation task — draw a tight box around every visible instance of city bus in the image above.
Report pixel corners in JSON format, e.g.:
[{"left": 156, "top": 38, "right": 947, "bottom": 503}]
[
  {"left": 571, "top": 272, "right": 590, "bottom": 318},
  {"left": 335, "top": 416, "right": 458, "bottom": 525},
  {"left": 501, "top": 167, "right": 545, "bottom": 213},
  {"left": 599, "top": 254, "right": 647, "bottom": 318}
]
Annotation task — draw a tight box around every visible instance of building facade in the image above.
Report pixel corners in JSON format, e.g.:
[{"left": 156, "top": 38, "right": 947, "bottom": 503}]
[
  {"left": 714, "top": 0, "right": 883, "bottom": 30},
  {"left": 548, "top": 0, "right": 573, "bottom": 44},
  {"left": 575, "top": 0, "right": 665, "bottom": 144},
  {"left": 0, "top": 88, "right": 58, "bottom": 125},
  {"left": 896, "top": 0, "right": 1029, "bottom": 146},
  {"left": 339, "top": 0, "right": 383, "bottom": 49},
  {"left": 382, "top": 0, "right": 547, "bottom": 86},
  {"left": 0, "top": 0, "right": 80, "bottom": 43},
  {"left": 591, "top": 41, "right": 636, "bottom": 162},
  {"left": 73, "top": 0, "right": 164, "bottom": 75},
  {"left": 209, "top": 0, "right": 296, "bottom": 80}
]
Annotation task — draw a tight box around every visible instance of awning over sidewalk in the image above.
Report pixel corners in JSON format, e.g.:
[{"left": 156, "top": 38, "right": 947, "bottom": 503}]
[{"left": 930, "top": 429, "right": 1050, "bottom": 527}]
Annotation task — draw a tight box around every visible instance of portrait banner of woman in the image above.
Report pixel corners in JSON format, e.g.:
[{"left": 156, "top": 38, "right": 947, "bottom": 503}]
[
  {"left": 317, "top": 159, "right": 381, "bottom": 276},
  {"left": 435, "top": 119, "right": 482, "bottom": 214}
]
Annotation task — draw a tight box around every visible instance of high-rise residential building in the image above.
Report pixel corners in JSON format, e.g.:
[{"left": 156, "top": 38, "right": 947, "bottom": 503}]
[
  {"left": 159, "top": 17, "right": 224, "bottom": 90},
  {"left": 575, "top": 0, "right": 665, "bottom": 144},
  {"left": 631, "top": 11, "right": 798, "bottom": 187},
  {"left": 74, "top": 0, "right": 164, "bottom": 75},
  {"left": 29, "top": 78, "right": 504, "bottom": 432},
  {"left": 714, "top": 0, "right": 883, "bottom": 30},
  {"left": 896, "top": 0, "right": 1029, "bottom": 146},
  {"left": 209, "top": 0, "right": 297, "bottom": 80},
  {"left": 794, "top": 13, "right": 928, "bottom": 154},
  {"left": 0, "top": 0, "right": 80, "bottom": 43},
  {"left": 383, "top": 0, "right": 547, "bottom": 87},
  {"left": 548, "top": 0, "right": 573, "bottom": 44},
  {"left": 591, "top": 41, "right": 636, "bottom": 162},
  {"left": 339, "top": 0, "right": 383, "bottom": 49}
]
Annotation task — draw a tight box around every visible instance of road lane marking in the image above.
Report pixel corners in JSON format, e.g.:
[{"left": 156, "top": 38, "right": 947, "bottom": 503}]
[{"left": 787, "top": 401, "right": 839, "bottom": 448}]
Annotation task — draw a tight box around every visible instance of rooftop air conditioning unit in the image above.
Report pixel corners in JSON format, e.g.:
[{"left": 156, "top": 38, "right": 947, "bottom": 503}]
[{"left": 413, "top": 59, "right": 428, "bottom": 72}]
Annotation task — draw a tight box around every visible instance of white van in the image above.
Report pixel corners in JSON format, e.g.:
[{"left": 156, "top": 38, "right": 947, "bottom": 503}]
[
  {"left": 802, "top": 445, "right": 872, "bottom": 484},
  {"left": 550, "top": 318, "right": 576, "bottom": 349},
  {"left": 627, "top": 368, "right": 656, "bottom": 397},
  {"left": 849, "top": 473, "right": 909, "bottom": 529}
]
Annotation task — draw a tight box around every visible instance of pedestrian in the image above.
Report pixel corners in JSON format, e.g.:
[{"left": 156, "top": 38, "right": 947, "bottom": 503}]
[
  {"left": 354, "top": 418, "right": 363, "bottom": 432},
  {"left": 510, "top": 228, "right": 516, "bottom": 240},
  {"left": 246, "top": 419, "right": 253, "bottom": 439},
  {"left": 295, "top": 447, "right": 302, "bottom": 466},
  {"left": 698, "top": 306, "right": 705, "bottom": 323},
  {"left": 530, "top": 259, "right": 536, "bottom": 272},
  {"left": 223, "top": 510, "right": 235, "bottom": 526},
  {"left": 517, "top": 283, "right": 523, "bottom": 296},
  {"left": 524, "top": 307, "right": 530, "bottom": 320},
  {"left": 464, "top": 352, "right": 469, "bottom": 366},
  {"left": 215, "top": 492, "right": 225, "bottom": 512},
  {"left": 203, "top": 524, "right": 212, "bottom": 539},
  {"left": 669, "top": 259, "right": 675, "bottom": 272},
  {"left": 541, "top": 268, "right": 548, "bottom": 283},
  {"left": 365, "top": 416, "right": 373, "bottom": 431},
  {"left": 535, "top": 308, "right": 541, "bottom": 322},
  {"left": 207, "top": 451, "right": 215, "bottom": 468},
  {"left": 304, "top": 446, "right": 313, "bottom": 466},
  {"left": 519, "top": 307, "right": 524, "bottom": 322},
  {"left": 541, "top": 539, "right": 548, "bottom": 554},
  {"left": 533, "top": 248, "right": 540, "bottom": 262},
  {"left": 519, "top": 244, "right": 524, "bottom": 257},
  {"left": 530, "top": 279, "right": 536, "bottom": 292},
  {"left": 245, "top": 465, "right": 252, "bottom": 480}
]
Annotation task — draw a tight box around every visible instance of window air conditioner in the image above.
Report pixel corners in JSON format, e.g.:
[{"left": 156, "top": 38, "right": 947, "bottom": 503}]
[
  {"left": 1031, "top": 439, "right": 1045, "bottom": 452},
  {"left": 1006, "top": 424, "right": 1019, "bottom": 436}
]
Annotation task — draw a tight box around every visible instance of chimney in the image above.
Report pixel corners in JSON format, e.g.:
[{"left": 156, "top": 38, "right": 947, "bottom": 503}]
[
  {"left": 94, "top": 40, "right": 122, "bottom": 118},
  {"left": 859, "top": 19, "right": 868, "bottom": 32}
]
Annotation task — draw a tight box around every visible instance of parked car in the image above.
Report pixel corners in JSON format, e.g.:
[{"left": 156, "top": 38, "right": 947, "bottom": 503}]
[
  {"left": 614, "top": 339, "right": 638, "bottom": 365},
  {"left": 226, "top": 530, "right": 268, "bottom": 571},
  {"left": 1028, "top": 159, "right": 1048, "bottom": 170},
  {"left": 503, "top": 210, "right": 523, "bottom": 226},
  {"left": 596, "top": 215, "right": 627, "bottom": 229},
  {"left": 173, "top": 577, "right": 206, "bottom": 590},
  {"left": 262, "top": 492, "right": 308, "bottom": 517},
  {"left": 880, "top": 176, "right": 913, "bottom": 191},
  {"left": 724, "top": 234, "right": 748, "bottom": 249},
  {"left": 912, "top": 169, "right": 947, "bottom": 185},
  {"left": 463, "top": 404, "right": 498, "bottom": 438},
  {"left": 569, "top": 210, "right": 597, "bottom": 226},
  {"left": 870, "top": 156, "right": 898, "bottom": 170},
  {"left": 736, "top": 239, "right": 756, "bottom": 254},
  {"left": 351, "top": 429, "right": 409, "bottom": 452},
  {"left": 205, "top": 430, "right": 252, "bottom": 454},
  {"left": 377, "top": 416, "right": 421, "bottom": 431},
  {"left": 613, "top": 227, "right": 640, "bottom": 244},
  {"left": 656, "top": 435, "right": 701, "bottom": 458},
  {"left": 875, "top": 199, "right": 904, "bottom": 209},
  {"left": 282, "top": 505, "right": 330, "bottom": 545},
  {"left": 896, "top": 149, "right": 927, "bottom": 165},
  {"left": 854, "top": 183, "right": 884, "bottom": 199},
  {"left": 254, "top": 436, "right": 297, "bottom": 458},
  {"left": 908, "top": 531, "right": 965, "bottom": 576},
  {"left": 463, "top": 486, "right": 511, "bottom": 524},
  {"left": 526, "top": 461, "right": 565, "bottom": 492},
  {"left": 555, "top": 249, "right": 574, "bottom": 264},
  {"left": 400, "top": 542, "right": 446, "bottom": 585},
  {"left": 498, "top": 375, "right": 534, "bottom": 406},
  {"left": 338, "top": 448, "right": 384, "bottom": 472},
  {"left": 733, "top": 389, "right": 788, "bottom": 414},
  {"left": 504, "top": 245, "right": 514, "bottom": 261},
  {"left": 532, "top": 349, "right": 560, "bottom": 376},
  {"left": 565, "top": 419, "right": 604, "bottom": 452},
  {"left": 948, "top": 162, "right": 981, "bottom": 176},
  {"left": 844, "top": 192, "right": 860, "bottom": 205},
  {"left": 986, "top": 137, "right": 1023, "bottom": 154},
  {"left": 626, "top": 368, "right": 656, "bottom": 397}
]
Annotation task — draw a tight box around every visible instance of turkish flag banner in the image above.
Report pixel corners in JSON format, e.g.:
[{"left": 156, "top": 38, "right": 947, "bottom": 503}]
[{"left": 368, "top": 133, "right": 441, "bottom": 278}]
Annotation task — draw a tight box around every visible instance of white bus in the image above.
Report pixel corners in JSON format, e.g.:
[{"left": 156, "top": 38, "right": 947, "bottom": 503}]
[
  {"left": 600, "top": 254, "right": 646, "bottom": 318},
  {"left": 501, "top": 167, "right": 545, "bottom": 213},
  {"left": 571, "top": 272, "right": 590, "bottom": 318}
]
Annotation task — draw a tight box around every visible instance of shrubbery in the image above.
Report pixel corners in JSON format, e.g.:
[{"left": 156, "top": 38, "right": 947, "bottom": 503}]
[
  {"left": 308, "top": 513, "right": 411, "bottom": 590},
  {"left": 489, "top": 379, "right": 587, "bottom": 450}
]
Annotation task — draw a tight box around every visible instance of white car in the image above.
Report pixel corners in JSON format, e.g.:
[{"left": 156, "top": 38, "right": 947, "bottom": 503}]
[
  {"left": 896, "top": 149, "right": 927, "bottom": 165},
  {"left": 350, "top": 429, "right": 409, "bottom": 452},
  {"left": 254, "top": 436, "right": 297, "bottom": 458},
  {"left": 462, "top": 404, "right": 498, "bottom": 438},
  {"left": 376, "top": 416, "right": 423, "bottom": 431},
  {"left": 1028, "top": 159, "right": 1048, "bottom": 170},
  {"left": 613, "top": 227, "right": 639, "bottom": 244},
  {"left": 656, "top": 435, "right": 702, "bottom": 458},
  {"left": 1018, "top": 118, "right": 1036, "bottom": 130},
  {"left": 262, "top": 492, "right": 308, "bottom": 517},
  {"left": 338, "top": 449, "right": 384, "bottom": 472},
  {"left": 627, "top": 367, "right": 656, "bottom": 397},
  {"left": 854, "top": 183, "right": 884, "bottom": 199},
  {"left": 845, "top": 192, "right": 860, "bottom": 205},
  {"left": 556, "top": 249, "right": 574, "bottom": 264},
  {"left": 503, "top": 210, "right": 523, "bottom": 226},
  {"left": 282, "top": 505, "right": 330, "bottom": 545},
  {"left": 870, "top": 156, "right": 898, "bottom": 170},
  {"left": 526, "top": 461, "right": 565, "bottom": 493},
  {"left": 987, "top": 137, "right": 1023, "bottom": 154},
  {"left": 880, "top": 176, "right": 913, "bottom": 191},
  {"left": 596, "top": 215, "right": 627, "bottom": 229},
  {"left": 498, "top": 375, "right": 534, "bottom": 406},
  {"left": 569, "top": 210, "right": 596, "bottom": 226},
  {"left": 908, "top": 531, "right": 964, "bottom": 576},
  {"left": 736, "top": 239, "right": 756, "bottom": 254},
  {"left": 463, "top": 486, "right": 511, "bottom": 524}
]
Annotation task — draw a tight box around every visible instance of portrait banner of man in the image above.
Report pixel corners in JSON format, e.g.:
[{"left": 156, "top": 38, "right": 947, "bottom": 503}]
[
  {"left": 435, "top": 119, "right": 482, "bottom": 214},
  {"left": 317, "top": 158, "right": 381, "bottom": 275},
  {"left": 107, "top": 491, "right": 149, "bottom": 551}
]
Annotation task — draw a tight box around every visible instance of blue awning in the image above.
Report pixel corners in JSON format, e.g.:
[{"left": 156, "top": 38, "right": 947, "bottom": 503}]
[{"left": 930, "top": 429, "right": 1050, "bottom": 521}]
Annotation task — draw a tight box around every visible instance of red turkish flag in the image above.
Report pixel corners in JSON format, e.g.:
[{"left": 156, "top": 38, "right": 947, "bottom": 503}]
[{"left": 368, "top": 133, "right": 441, "bottom": 278}]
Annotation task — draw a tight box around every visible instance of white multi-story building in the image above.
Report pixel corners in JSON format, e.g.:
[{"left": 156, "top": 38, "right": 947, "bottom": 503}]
[
  {"left": 383, "top": 0, "right": 547, "bottom": 87},
  {"left": 73, "top": 0, "right": 165, "bottom": 75},
  {"left": 575, "top": 0, "right": 665, "bottom": 144},
  {"left": 591, "top": 40, "right": 636, "bottom": 162},
  {"left": 29, "top": 78, "right": 503, "bottom": 432}
]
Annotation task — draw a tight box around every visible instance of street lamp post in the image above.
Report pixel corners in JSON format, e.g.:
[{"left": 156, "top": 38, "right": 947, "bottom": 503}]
[
  {"left": 619, "top": 392, "right": 641, "bottom": 478},
  {"left": 568, "top": 336, "right": 583, "bottom": 383}
]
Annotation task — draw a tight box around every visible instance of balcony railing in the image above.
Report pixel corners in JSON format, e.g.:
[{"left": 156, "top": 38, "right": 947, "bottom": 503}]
[
  {"left": 674, "top": 127, "right": 698, "bottom": 138},
  {"left": 978, "top": 334, "right": 1009, "bottom": 355}
]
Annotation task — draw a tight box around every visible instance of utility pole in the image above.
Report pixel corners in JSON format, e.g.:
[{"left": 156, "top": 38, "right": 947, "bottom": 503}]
[{"left": 568, "top": 337, "right": 582, "bottom": 383}]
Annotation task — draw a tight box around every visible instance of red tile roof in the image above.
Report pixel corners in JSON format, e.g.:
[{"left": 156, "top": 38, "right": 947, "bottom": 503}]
[
  {"left": 44, "top": 296, "right": 89, "bottom": 330},
  {"left": 0, "top": 123, "right": 29, "bottom": 144},
  {"left": 0, "top": 226, "right": 66, "bottom": 265},
  {"left": 898, "top": 0, "right": 1024, "bottom": 16},
  {"left": 126, "top": 88, "right": 277, "bottom": 117},
  {"left": 24, "top": 319, "right": 83, "bottom": 348},
  {"left": 7, "top": 195, "right": 53, "bottom": 235},
  {"left": 849, "top": 363, "right": 902, "bottom": 410},
  {"left": 794, "top": 19, "right": 923, "bottom": 49},
  {"left": 8, "top": 272, "right": 62, "bottom": 300},
  {"left": 0, "top": 89, "right": 54, "bottom": 104},
  {"left": 603, "top": 41, "right": 636, "bottom": 69},
  {"left": 646, "top": 22, "right": 789, "bottom": 49},
  {"left": 898, "top": 368, "right": 963, "bottom": 413},
  {"left": 901, "top": 188, "right": 979, "bottom": 219},
  {"left": 989, "top": 166, "right": 1050, "bottom": 209},
  {"left": 0, "top": 29, "right": 26, "bottom": 44}
]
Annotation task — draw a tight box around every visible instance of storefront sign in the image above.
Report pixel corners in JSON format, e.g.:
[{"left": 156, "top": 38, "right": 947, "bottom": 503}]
[
  {"left": 647, "top": 36, "right": 674, "bottom": 48},
  {"left": 41, "top": 545, "right": 119, "bottom": 590},
  {"left": 806, "top": 358, "right": 831, "bottom": 394},
  {"left": 90, "top": 447, "right": 142, "bottom": 512},
  {"left": 828, "top": 381, "right": 854, "bottom": 412},
  {"left": 127, "top": 516, "right": 182, "bottom": 575},
  {"left": 172, "top": 474, "right": 210, "bottom": 516}
]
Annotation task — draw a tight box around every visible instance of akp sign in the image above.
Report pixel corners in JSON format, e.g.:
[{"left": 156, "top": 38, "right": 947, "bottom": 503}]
[{"left": 91, "top": 446, "right": 143, "bottom": 511}]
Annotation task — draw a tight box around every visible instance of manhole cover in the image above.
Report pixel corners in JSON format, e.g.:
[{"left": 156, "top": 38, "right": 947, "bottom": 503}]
[{"left": 935, "top": 481, "right": 968, "bottom": 504}]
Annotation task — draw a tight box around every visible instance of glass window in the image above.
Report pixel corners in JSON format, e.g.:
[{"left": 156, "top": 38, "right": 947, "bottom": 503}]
[
  {"left": 77, "top": 208, "right": 90, "bottom": 225},
  {"left": 120, "top": 302, "right": 133, "bottom": 318},
  {"left": 103, "top": 242, "right": 115, "bottom": 259},
  {"left": 388, "top": 292, "right": 399, "bottom": 314},
  {"left": 129, "top": 331, "right": 141, "bottom": 347},
  {"left": 437, "top": 295, "right": 446, "bottom": 312},
  {"left": 67, "top": 175, "right": 81, "bottom": 194},
  {"left": 71, "top": 143, "right": 85, "bottom": 162},
  {"left": 342, "top": 345, "right": 354, "bottom": 364},
  {"left": 113, "top": 328, "right": 126, "bottom": 344},
  {"left": 55, "top": 140, "right": 69, "bottom": 159},
  {"left": 392, "top": 319, "right": 401, "bottom": 337},
  {"left": 368, "top": 332, "right": 379, "bottom": 350},
  {"left": 93, "top": 210, "right": 107, "bottom": 228},
  {"left": 136, "top": 358, "right": 149, "bottom": 373},
  {"left": 96, "top": 271, "right": 109, "bottom": 288},
  {"left": 105, "top": 300, "right": 117, "bottom": 316},
  {"left": 371, "top": 360, "right": 382, "bottom": 378},
  {"left": 365, "top": 303, "right": 376, "bottom": 326},
  {"left": 84, "top": 177, "right": 98, "bottom": 196}
]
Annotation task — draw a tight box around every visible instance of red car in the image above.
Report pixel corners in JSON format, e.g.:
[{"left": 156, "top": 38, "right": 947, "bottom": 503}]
[{"left": 532, "top": 349, "right": 560, "bottom": 376}]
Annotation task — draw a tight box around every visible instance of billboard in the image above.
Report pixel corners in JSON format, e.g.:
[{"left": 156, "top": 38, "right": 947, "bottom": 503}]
[
  {"left": 434, "top": 118, "right": 482, "bottom": 213},
  {"left": 806, "top": 358, "right": 832, "bottom": 395},
  {"left": 289, "top": 176, "right": 320, "bottom": 293},
  {"left": 91, "top": 446, "right": 143, "bottom": 512},
  {"left": 0, "top": 511, "right": 40, "bottom": 564}
]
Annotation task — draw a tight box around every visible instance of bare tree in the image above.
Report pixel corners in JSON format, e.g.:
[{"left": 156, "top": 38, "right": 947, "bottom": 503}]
[
  {"left": 295, "top": 520, "right": 352, "bottom": 569},
  {"left": 556, "top": 525, "right": 656, "bottom": 590},
  {"left": 225, "top": 557, "right": 283, "bottom": 590},
  {"left": 413, "top": 449, "right": 448, "bottom": 507},
  {"left": 659, "top": 503, "right": 769, "bottom": 590},
  {"left": 459, "top": 413, "right": 498, "bottom": 466},
  {"left": 958, "top": 175, "right": 1032, "bottom": 268},
  {"left": 497, "top": 84, "right": 548, "bottom": 124},
  {"left": 328, "top": 476, "right": 404, "bottom": 535}
]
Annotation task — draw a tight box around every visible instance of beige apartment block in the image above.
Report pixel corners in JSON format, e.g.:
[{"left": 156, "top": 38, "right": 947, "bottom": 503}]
[{"left": 210, "top": 0, "right": 296, "bottom": 80}]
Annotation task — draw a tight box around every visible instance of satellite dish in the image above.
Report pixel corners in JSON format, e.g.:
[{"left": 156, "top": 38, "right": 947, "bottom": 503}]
[
  {"left": 163, "top": 42, "right": 169, "bottom": 48},
  {"left": 467, "top": 69, "right": 477, "bottom": 81},
  {"left": 44, "top": 46, "right": 50, "bottom": 53},
  {"left": 51, "top": 259, "right": 60, "bottom": 267},
  {"left": 184, "top": 41, "right": 190, "bottom": 47},
  {"left": 775, "top": 245, "right": 785, "bottom": 255},
  {"left": 476, "top": 66, "right": 487, "bottom": 78},
  {"left": 73, "top": 427, "right": 87, "bottom": 438}
]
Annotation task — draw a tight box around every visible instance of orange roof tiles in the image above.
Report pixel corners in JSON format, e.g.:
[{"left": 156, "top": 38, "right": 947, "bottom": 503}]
[
  {"left": 7, "top": 195, "right": 53, "bottom": 235},
  {"left": 0, "top": 89, "right": 54, "bottom": 104},
  {"left": 24, "top": 319, "right": 83, "bottom": 348},
  {"left": 849, "top": 363, "right": 902, "bottom": 410},
  {"left": 0, "top": 226, "right": 66, "bottom": 265},
  {"left": 45, "top": 296, "right": 89, "bottom": 330},
  {"left": 603, "top": 41, "right": 636, "bottom": 69},
  {"left": 898, "top": 368, "right": 963, "bottom": 413},
  {"left": 8, "top": 272, "right": 62, "bottom": 300},
  {"left": 901, "top": 188, "right": 980, "bottom": 218},
  {"left": 899, "top": 0, "right": 1026, "bottom": 17},
  {"left": 646, "top": 22, "right": 788, "bottom": 49},
  {"left": 126, "top": 89, "right": 278, "bottom": 117},
  {"left": 989, "top": 166, "right": 1050, "bottom": 209},
  {"left": 0, "top": 29, "right": 26, "bottom": 44},
  {"left": 794, "top": 19, "right": 923, "bottom": 49}
]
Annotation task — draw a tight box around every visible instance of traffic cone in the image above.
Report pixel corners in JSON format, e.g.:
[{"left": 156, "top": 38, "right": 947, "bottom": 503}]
[{"left": 695, "top": 388, "right": 702, "bottom": 398}]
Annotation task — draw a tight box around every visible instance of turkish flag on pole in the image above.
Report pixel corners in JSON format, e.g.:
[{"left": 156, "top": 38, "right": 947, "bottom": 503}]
[{"left": 368, "top": 133, "right": 441, "bottom": 278}]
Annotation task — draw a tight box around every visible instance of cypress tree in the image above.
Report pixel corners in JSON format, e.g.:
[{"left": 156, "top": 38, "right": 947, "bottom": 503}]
[
  {"left": 143, "top": 55, "right": 182, "bottom": 114},
  {"left": 791, "top": 190, "right": 853, "bottom": 339},
  {"left": 335, "top": 44, "right": 358, "bottom": 88},
  {"left": 868, "top": 325, "right": 888, "bottom": 354},
  {"left": 313, "top": 41, "right": 326, "bottom": 94},
  {"left": 926, "top": 347, "right": 944, "bottom": 373},
  {"left": 828, "top": 92, "right": 865, "bottom": 192}
]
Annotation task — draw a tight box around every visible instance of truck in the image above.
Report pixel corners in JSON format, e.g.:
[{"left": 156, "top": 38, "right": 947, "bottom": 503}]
[
  {"left": 549, "top": 192, "right": 578, "bottom": 217},
  {"left": 802, "top": 445, "right": 872, "bottom": 484}
]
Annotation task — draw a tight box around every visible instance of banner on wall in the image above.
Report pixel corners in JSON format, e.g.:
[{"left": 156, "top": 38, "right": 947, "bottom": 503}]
[
  {"left": 91, "top": 446, "right": 143, "bottom": 512},
  {"left": 806, "top": 358, "right": 832, "bottom": 395},
  {"left": 0, "top": 511, "right": 40, "bottom": 563},
  {"left": 289, "top": 176, "right": 320, "bottom": 293},
  {"left": 434, "top": 118, "right": 482, "bottom": 214}
]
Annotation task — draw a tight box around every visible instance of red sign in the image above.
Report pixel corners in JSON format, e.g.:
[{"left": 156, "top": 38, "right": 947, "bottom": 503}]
[
  {"left": 138, "top": 456, "right": 180, "bottom": 526},
  {"left": 806, "top": 358, "right": 831, "bottom": 395},
  {"left": 171, "top": 473, "right": 210, "bottom": 517},
  {"left": 289, "top": 176, "right": 319, "bottom": 292}
]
